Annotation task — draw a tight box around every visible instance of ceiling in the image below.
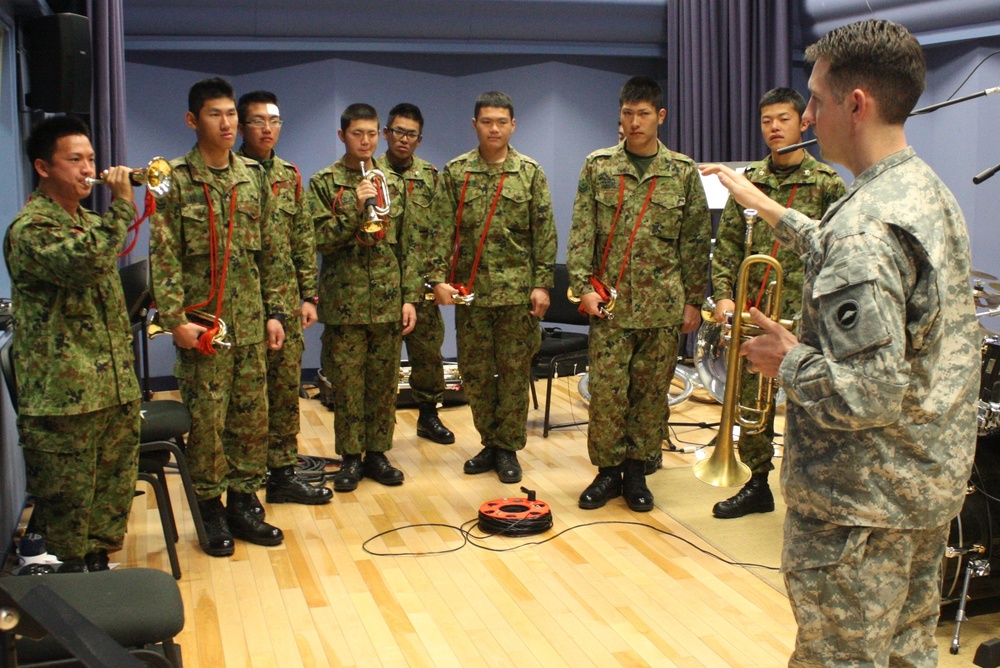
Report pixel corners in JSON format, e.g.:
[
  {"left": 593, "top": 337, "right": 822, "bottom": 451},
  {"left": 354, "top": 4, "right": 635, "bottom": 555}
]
[{"left": 121, "top": 0, "right": 671, "bottom": 76}]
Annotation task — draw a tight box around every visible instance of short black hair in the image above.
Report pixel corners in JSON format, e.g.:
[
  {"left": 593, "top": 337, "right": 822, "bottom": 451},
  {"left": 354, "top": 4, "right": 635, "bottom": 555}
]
[
  {"left": 805, "top": 19, "right": 925, "bottom": 124},
  {"left": 189, "top": 77, "right": 236, "bottom": 116},
  {"left": 758, "top": 87, "right": 806, "bottom": 118},
  {"left": 474, "top": 92, "right": 514, "bottom": 119},
  {"left": 26, "top": 115, "right": 90, "bottom": 164},
  {"left": 619, "top": 76, "right": 663, "bottom": 111},
  {"left": 340, "top": 103, "right": 379, "bottom": 132},
  {"left": 387, "top": 102, "right": 425, "bottom": 134},
  {"left": 237, "top": 90, "right": 279, "bottom": 124}
]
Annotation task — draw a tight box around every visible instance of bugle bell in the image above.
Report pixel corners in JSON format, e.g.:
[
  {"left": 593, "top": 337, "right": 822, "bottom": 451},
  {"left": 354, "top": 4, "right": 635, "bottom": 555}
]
[
  {"left": 694, "top": 254, "right": 792, "bottom": 487},
  {"left": 360, "top": 161, "right": 391, "bottom": 234},
  {"left": 86, "top": 156, "right": 173, "bottom": 198},
  {"left": 567, "top": 276, "right": 616, "bottom": 319},
  {"left": 147, "top": 308, "right": 232, "bottom": 350}
]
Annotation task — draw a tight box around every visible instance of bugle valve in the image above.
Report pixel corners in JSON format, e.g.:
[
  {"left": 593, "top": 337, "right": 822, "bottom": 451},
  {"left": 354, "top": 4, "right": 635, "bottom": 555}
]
[
  {"left": 567, "top": 276, "right": 617, "bottom": 319},
  {"left": 694, "top": 253, "right": 791, "bottom": 487},
  {"left": 147, "top": 308, "right": 232, "bottom": 350},
  {"left": 424, "top": 282, "right": 474, "bottom": 305},
  {"left": 86, "top": 156, "right": 173, "bottom": 198},
  {"left": 360, "top": 161, "right": 391, "bottom": 234}
]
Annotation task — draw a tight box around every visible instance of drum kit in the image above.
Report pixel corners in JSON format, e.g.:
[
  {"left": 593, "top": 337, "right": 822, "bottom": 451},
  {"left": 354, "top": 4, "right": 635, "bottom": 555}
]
[{"left": 944, "top": 269, "right": 1000, "bottom": 653}]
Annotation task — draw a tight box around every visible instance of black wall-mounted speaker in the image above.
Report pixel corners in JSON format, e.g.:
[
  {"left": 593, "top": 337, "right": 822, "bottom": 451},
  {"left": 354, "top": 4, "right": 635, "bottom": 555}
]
[{"left": 22, "top": 13, "right": 92, "bottom": 114}]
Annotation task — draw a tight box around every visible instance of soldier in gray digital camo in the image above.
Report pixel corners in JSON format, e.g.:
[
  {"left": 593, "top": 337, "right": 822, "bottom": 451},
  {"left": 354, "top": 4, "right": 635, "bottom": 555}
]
[
  {"left": 305, "top": 103, "right": 419, "bottom": 492},
  {"left": 4, "top": 115, "right": 141, "bottom": 573},
  {"left": 374, "top": 103, "right": 455, "bottom": 445},
  {"left": 236, "top": 91, "right": 332, "bottom": 507},
  {"left": 709, "top": 88, "right": 845, "bottom": 520},
  {"left": 428, "top": 91, "right": 557, "bottom": 484},
  {"left": 567, "top": 76, "right": 710, "bottom": 512},
  {"left": 703, "top": 20, "right": 979, "bottom": 667},
  {"left": 150, "top": 78, "right": 287, "bottom": 557}
]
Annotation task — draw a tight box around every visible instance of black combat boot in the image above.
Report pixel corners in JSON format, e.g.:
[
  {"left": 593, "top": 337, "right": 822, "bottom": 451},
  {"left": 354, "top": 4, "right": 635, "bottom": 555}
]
[
  {"left": 712, "top": 472, "right": 774, "bottom": 519},
  {"left": 363, "top": 452, "right": 405, "bottom": 486},
  {"left": 332, "top": 453, "right": 364, "bottom": 492},
  {"left": 622, "top": 459, "right": 654, "bottom": 512},
  {"left": 226, "top": 492, "right": 284, "bottom": 546},
  {"left": 463, "top": 446, "right": 496, "bottom": 475},
  {"left": 578, "top": 466, "right": 623, "bottom": 510},
  {"left": 84, "top": 549, "right": 110, "bottom": 572},
  {"left": 494, "top": 449, "right": 522, "bottom": 484},
  {"left": 416, "top": 402, "right": 455, "bottom": 444},
  {"left": 197, "top": 496, "right": 235, "bottom": 557},
  {"left": 643, "top": 450, "right": 663, "bottom": 475},
  {"left": 266, "top": 465, "right": 333, "bottom": 504}
]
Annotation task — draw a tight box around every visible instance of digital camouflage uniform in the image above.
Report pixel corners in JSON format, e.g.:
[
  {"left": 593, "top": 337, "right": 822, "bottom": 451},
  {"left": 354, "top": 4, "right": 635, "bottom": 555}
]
[
  {"left": 711, "top": 152, "right": 845, "bottom": 474},
  {"left": 306, "top": 158, "right": 420, "bottom": 456},
  {"left": 4, "top": 192, "right": 141, "bottom": 560},
  {"left": 150, "top": 146, "right": 282, "bottom": 500},
  {"left": 237, "top": 147, "right": 317, "bottom": 468},
  {"left": 773, "top": 147, "right": 979, "bottom": 666},
  {"left": 567, "top": 141, "right": 711, "bottom": 467},
  {"left": 427, "top": 147, "right": 556, "bottom": 452},
  {"left": 375, "top": 153, "right": 445, "bottom": 405}
]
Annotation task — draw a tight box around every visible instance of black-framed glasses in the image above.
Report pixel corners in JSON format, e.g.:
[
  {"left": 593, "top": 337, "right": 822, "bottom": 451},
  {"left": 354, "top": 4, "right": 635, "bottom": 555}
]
[
  {"left": 386, "top": 126, "right": 421, "bottom": 141},
  {"left": 245, "top": 118, "right": 284, "bottom": 128}
]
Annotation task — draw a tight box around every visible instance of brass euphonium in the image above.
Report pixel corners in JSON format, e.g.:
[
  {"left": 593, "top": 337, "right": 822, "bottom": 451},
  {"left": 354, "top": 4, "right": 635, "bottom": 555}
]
[
  {"left": 147, "top": 308, "right": 232, "bottom": 349},
  {"left": 360, "top": 161, "right": 391, "bottom": 233},
  {"left": 694, "top": 252, "right": 793, "bottom": 487},
  {"left": 86, "top": 157, "right": 173, "bottom": 198}
]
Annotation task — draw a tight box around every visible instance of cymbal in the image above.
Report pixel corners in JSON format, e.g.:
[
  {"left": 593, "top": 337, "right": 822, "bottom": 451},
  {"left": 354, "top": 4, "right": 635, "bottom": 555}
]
[
  {"left": 975, "top": 291, "right": 1000, "bottom": 308},
  {"left": 990, "top": 282, "right": 1000, "bottom": 292},
  {"left": 971, "top": 269, "right": 998, "bottom": 280}
]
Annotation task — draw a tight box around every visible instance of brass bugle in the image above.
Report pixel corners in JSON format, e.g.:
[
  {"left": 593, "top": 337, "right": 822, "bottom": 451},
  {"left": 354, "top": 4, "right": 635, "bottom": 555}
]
[
  {"left": 360, "top": 161, "right": 391, "bottom": 233},
  {"left": 147, "top": 308, "right": 232, "bottom": 349},
  {"left": 423, "top": 282, "right": 474, "bottom": 305},
  {"left": 694, "top": 254, "right": 788, "bottom": 487},
  {"left": 567, "top": 278, "right": 616, "bottom": 319},
  {"left": 86, "top": 157, "right": 173, "bottom": 198}
]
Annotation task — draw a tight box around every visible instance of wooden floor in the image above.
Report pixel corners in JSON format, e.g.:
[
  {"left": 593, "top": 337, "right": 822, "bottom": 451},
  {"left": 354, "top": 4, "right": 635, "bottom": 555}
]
[{"left": 120, "top": 374, "right": 1000, "bottom": 667}]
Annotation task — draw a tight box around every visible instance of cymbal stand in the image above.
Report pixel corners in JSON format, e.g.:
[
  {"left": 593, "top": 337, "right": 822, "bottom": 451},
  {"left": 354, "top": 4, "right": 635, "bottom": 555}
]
[{"left": 946, "top": 543, "right": 990, "bottom": 655}]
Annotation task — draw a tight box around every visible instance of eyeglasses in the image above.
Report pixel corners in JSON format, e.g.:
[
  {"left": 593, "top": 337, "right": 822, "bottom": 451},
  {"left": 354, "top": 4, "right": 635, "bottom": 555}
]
[
  {"left": 244, "top": 118, "right": 284, "bottom": 128},
  {"left": 386, "top": 127, "right": 421, "bottom": 141}
]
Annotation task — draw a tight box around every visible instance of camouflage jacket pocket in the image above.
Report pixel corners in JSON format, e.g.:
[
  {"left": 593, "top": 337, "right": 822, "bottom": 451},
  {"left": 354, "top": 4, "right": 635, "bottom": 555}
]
[
  {"left": 813, "top": 264, "right": 892, "bottom": 361},
  {"left": 180, "top": 203, "right": 210, "bottom": 256},
  {"left": 648, "top": 191, "right": 686, "bottom": 241}
]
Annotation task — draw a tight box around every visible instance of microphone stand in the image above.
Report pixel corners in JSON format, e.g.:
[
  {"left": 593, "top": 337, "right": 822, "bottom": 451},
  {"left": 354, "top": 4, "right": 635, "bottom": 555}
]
[{"left": 777, "top": 85, "right": 1000, "bottom": 156}]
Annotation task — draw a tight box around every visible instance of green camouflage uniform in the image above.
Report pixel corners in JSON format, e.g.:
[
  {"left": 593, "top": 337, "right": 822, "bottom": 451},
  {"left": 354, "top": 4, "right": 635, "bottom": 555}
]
[
  {"left": 4, "top": 191, "right": 141, "bottom": 560},
  {"left": 238, "top": 146, "right": 317, "bottom": 468},
  {"left": 149, "top": 146, "right": 282, "bottom": 500},
  {"left": 567, "top": 141, "right": 710, "bottom": 466},
  {"left": 711, "top": 152, "right": 845, "bottom": 474},
  {"left": 427, "top": 147, "right": 556, "bottom": 452},
  {"left": 306, "top": 158, "right": 420, "bottom": 456},
  {"left": 375, "top": 153, "right": 445, "bottom": 405},
  {"left": 773, "top": 148, "right": 979, "bottom": 666}
]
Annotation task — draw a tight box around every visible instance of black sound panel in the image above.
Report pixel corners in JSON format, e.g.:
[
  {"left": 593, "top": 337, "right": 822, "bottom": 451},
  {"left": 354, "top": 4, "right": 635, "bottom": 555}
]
[{"left": 22, "top": 13, "right": 92, "bottom": 114}]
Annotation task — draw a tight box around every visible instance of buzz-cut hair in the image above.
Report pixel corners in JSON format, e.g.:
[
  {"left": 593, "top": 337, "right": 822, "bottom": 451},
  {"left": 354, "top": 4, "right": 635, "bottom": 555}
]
[
  {"left": 474, "top": 92, "right": 514, "bottom": 119},
  {"left": 805, "top": 19, "right": 925, "bottom": 125},
  {"left": 26, "top": 115, "right": 90, "bottom": 164},
  {"left": 758, "top": 87, "right": 806, "bottom": 118},
  {"left": 189, "top": 77, "right": 236, "bottom": 116},
  {"left": 237, "top": 90, "right": 279, "bottom": 124},
  {"left": 619, "top": 76, "right": 663, "bottom": 111},
  {"left": 387, "top": 103, "right": 425, "bottom": 134},
  {"left": 341, "top": 103, "right": 379, "bottom": 132}
]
